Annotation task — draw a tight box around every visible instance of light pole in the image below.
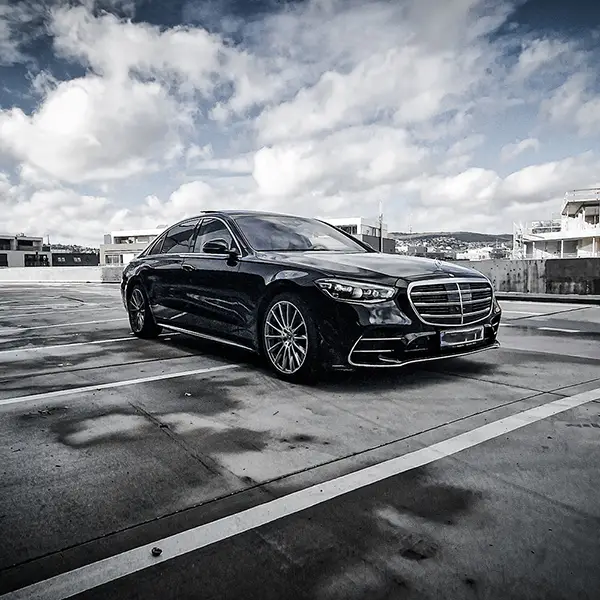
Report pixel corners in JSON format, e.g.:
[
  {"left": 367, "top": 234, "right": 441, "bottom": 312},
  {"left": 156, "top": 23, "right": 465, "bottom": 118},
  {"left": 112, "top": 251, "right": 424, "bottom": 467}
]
[{"left": 378, "top": 200, "right": 384, "bottom": 252}]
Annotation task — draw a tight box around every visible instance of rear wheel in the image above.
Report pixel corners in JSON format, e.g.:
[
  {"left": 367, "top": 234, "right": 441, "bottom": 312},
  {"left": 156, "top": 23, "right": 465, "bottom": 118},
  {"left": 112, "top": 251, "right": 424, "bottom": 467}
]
[
  {"left": 261, "top": 292, "right": 322, "bottom": 383},
  {"left": 127, "top": 284, "right": 162, "bottom": 338}
]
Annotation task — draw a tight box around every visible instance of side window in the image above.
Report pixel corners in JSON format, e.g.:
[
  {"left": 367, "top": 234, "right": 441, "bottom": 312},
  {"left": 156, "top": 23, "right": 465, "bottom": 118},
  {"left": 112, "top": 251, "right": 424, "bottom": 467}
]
[
  {"left": 161, "top": 220, "right": 198, "bottom": 254},
  {"left": 193, "top": 218, "right": 236, "bottom": 253},
  {"left": 147, "top": 235, "right": 166, "bottom": 255}
]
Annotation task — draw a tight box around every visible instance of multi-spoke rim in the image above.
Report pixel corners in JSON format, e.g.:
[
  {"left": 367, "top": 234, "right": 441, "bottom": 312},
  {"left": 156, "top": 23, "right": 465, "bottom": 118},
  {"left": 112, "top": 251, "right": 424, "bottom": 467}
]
[
  {"left": 128, "top": 288, "right": 145, "bottom": 333},
  {"left": 264, "top": 300, "right": 308, "bottom": 374}
]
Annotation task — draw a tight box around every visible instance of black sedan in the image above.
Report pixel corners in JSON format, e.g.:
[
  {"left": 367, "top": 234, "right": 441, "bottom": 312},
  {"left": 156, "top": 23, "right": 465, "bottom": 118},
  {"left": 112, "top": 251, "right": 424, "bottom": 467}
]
[{"left": 121, "top": 211, "right": 501, "bottom": 382}]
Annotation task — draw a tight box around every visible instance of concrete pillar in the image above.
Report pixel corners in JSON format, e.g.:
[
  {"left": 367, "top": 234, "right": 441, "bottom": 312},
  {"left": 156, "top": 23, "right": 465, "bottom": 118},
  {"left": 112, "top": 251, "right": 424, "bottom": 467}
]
[
  {"left": 532, "top": 241, "right": 536, "bottom": 258},
  {"left": 560, "top": 240, "right": 564, "bottom": 258}
]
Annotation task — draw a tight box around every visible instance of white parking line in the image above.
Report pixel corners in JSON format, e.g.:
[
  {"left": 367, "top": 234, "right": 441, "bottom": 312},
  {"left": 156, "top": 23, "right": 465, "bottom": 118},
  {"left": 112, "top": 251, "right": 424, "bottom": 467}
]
[
  {"left": 502, "top": 310, "right": 539, "bottom": 315},
  {"left": 0, "top": 363, "right": 238, "bottom": 408},
  {"left": 0, "top": 336, "right": 134, "bottom": 355},
  {"left": 537, "top": 327, "right": 581, "bottom": 334},
  {"left": 17, "top": 318, "right": 127, "bottom": 331},
  {"left": 5, "top": 306, "right": 121, "bottom": 319},
  {"left": 0, "top": 303, "right": 82, "bottom": 312},
  {"left": 0, "top": 333, "right": 181, "bottom": 356},
  {"left": 4, "top": 386, "right": 599, "bottom": 600}
]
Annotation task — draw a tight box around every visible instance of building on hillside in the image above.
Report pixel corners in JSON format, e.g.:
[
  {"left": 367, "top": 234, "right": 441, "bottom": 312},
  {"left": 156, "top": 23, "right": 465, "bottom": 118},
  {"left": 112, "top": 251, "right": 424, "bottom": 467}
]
[
  {"left": 321, "top": 216, "right": 396, "bottom": 253},
  {"left": 514, "top": 188, "right": 600, "bottom": 259},
  {"left": 99, "top": 228, "right": 165, "bottom": 266},
  {"left": 0, "top": 233, "right": 51, "bottom": 267}
]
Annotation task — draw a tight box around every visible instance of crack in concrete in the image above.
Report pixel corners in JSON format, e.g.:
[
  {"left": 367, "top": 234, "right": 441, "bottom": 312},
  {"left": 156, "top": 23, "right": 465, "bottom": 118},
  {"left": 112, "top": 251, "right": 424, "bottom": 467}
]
[{"left": 127, "top": 402, "right": 226, "bottom": 478}]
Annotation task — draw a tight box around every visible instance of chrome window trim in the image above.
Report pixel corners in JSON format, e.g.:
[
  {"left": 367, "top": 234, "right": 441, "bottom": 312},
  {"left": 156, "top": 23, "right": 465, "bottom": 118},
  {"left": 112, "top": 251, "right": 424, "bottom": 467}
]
[{"left": 407, "top": 277, "right": 494, "bottom": 328}]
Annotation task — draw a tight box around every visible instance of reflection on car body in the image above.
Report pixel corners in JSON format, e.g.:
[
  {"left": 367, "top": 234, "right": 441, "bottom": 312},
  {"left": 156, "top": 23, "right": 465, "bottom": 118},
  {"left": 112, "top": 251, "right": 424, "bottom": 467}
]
[{"left": 121, "top": 211, "right": 502, "bottom": 382}]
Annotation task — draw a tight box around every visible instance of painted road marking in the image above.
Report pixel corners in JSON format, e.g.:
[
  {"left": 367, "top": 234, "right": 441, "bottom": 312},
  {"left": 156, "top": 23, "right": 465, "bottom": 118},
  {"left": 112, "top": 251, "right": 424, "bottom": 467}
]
[
  {"left": 14, "top": 318, "right": 127, "bottom": 331},
  {"left": 502, "top": 310, "right": 539, "bottom": 315},
  {"left": 5, "top": 306, "right": 121, "bottom": 319},
  {"left": 0, "top": 303, "right": 83, "bottom": 312},
  {"left": 4, "top": 386, "right": 600, "bottom": 600},
  {"left": 0, "top": 336, "right": 134, "bottom": 355},
  {"left": 0, "top": 364, "right": 238, "bottom": 408},
  {"left": 0, "top": 333, "right": 181, "bottom": 356},
  {"left": 500, "top": 324, "right": 582, "bottom": 334}
]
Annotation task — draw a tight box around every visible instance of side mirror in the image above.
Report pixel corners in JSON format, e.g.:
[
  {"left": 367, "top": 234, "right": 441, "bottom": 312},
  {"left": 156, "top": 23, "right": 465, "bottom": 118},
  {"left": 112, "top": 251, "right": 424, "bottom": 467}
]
[{"left": 202, "top": 239, "right": 230, "bottom": 254}]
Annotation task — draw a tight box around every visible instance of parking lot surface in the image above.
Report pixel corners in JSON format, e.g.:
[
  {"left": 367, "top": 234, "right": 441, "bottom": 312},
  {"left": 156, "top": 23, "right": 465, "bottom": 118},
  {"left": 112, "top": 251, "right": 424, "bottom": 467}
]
[{"left": 1, "top": 283, "right": 599, "bottom": 600}]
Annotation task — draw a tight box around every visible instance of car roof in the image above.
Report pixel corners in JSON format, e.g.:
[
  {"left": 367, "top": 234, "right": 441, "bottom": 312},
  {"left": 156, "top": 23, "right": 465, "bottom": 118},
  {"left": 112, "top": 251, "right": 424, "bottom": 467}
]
[{"left": 190, "top": 210, "right": 320, "bottom": 220}]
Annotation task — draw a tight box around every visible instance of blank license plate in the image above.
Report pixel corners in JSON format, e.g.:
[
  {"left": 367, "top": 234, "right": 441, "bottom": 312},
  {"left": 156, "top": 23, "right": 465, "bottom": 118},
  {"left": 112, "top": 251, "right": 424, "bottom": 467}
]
[{"left": 440, "top": 326, "right": 484, "bottom": 347}]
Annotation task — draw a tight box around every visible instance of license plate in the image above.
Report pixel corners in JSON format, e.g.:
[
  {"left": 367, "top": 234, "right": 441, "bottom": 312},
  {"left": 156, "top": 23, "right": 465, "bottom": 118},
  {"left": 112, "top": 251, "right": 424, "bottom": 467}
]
[{"left": 440, "top": 326, "right": 484, "bottom": 348}]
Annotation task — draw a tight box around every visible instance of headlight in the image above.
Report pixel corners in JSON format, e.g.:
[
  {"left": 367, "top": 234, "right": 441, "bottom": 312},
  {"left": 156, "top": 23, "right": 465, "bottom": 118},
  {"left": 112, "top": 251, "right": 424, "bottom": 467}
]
[{"left": 315, "top": 278, "right": 397, "bottom": 303}]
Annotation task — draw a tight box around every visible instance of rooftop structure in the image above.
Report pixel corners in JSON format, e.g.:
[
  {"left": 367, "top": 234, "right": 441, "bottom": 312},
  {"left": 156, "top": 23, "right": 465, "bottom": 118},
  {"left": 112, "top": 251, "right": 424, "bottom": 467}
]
[
  {"left": 100, "top": 227, "right": 166, "bottom": 266},
  {"left": 321, "top": 216, "right": 395, "bottom": 253},
  {"left": 0, "top": 233, "right": 51, "bottom": 267},
  {"left": 513, "top": 188, "right": 600, "bottom": 259}
]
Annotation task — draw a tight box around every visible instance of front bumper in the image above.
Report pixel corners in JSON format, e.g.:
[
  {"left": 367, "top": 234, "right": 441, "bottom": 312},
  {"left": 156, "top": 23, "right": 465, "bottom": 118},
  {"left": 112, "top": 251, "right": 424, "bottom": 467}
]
[
  {"left": 317, "top": 289, "right": 502, "bottom": 369},
  {"left": 347, "top": 325, "right": 500, "bottom": 368}
]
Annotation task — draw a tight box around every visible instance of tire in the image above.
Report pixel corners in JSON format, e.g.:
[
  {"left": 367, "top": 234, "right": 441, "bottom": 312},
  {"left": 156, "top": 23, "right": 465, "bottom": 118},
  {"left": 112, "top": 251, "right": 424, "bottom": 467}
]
[
  {"left": 127, "top": 284, "right": 162, "bottom": 339},
  {"left": 260, "top": 292, "right": 323, "bottom": 383}
]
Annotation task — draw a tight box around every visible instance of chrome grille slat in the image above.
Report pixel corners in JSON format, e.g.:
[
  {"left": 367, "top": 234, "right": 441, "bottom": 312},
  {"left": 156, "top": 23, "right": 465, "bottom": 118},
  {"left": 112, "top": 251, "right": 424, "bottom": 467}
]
[{"left": 408, "top": 278, "right": 494, "bottom": 326}]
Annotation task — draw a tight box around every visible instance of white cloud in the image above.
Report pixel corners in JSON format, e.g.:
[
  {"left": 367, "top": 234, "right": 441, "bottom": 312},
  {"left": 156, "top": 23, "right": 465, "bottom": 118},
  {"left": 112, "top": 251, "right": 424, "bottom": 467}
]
[
  {"left": 0, "top": 186, "right": 112, "bottom": 243},
  {"left": 0, "top": 75, "right": 192, "bottom": 183},
  {"left": 252, "top": 126, "right": 427, "bottom": 198},
  {"left": 510, "top": 38, "right": 576, "bottom": 82},
  {"left": 541, "top": 72, "right": 600, "bottom": 136},
  {"left": 0, "top": 0, "right": 598, "bottom": 243},
  {"left": 500, "top": 138, "right": 540, "bottom": 162},
  {"left": 0, "top": 2, "right": 32, "bottom": 66}
]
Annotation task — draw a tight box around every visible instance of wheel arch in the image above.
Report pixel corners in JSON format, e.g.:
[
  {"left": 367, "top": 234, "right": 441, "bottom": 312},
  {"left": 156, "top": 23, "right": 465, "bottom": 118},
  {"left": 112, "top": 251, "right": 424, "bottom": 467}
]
[{"left": 255, "top": 280, "right": 318, "bottom": 345}]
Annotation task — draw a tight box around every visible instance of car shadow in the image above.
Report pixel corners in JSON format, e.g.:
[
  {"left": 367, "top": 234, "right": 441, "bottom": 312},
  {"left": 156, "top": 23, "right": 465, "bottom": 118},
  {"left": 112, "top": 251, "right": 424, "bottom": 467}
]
[{"left": 154, "top": 334, "right": 500, "bottom": 392}]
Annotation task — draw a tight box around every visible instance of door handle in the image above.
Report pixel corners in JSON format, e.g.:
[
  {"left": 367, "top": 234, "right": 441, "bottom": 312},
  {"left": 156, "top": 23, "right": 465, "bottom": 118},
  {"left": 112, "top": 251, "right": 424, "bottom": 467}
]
[{"left": 182, "top": 263, "right": 196, "bottom": 271}]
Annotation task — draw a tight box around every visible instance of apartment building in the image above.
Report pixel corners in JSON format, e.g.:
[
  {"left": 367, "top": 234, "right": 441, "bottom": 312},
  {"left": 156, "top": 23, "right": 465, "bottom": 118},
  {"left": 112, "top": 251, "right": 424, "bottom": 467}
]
[
  {"left": 99, "top": 228, "right": 165, "bottom": 265},
  {"left": 0, "top": 234, "right": 51, "bottom": 267},
  {"left": 514, "top": 188, "right": 600, "bottom": 259},
  {"left": 322, "top": 217, "right": 396, "bottom": 253}
]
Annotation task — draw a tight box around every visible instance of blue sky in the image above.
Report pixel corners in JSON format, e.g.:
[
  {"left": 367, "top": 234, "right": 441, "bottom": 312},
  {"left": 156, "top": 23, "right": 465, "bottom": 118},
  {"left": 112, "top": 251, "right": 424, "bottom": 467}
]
[{"left": 0, "top": 0, "right": 599, "bottom": 244}]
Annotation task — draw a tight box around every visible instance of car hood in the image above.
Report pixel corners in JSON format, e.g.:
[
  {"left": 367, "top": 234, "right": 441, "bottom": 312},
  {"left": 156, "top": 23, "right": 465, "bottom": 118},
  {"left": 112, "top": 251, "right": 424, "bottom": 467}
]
[{"left": 255, "top": 251, "right": 486, "bottom": 284}]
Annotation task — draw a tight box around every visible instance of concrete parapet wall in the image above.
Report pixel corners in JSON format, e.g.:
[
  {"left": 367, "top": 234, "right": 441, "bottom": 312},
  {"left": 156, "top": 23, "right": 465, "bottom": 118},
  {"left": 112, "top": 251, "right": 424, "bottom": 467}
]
[
  {"left": 1, "top": 260, "right": 598, "bottom": 296},
  {"left": 457, "top": 258, "right": 600, "bottom": 295},
  {"left": 0, "top": 266, "right": 123, "bottom": 283}
]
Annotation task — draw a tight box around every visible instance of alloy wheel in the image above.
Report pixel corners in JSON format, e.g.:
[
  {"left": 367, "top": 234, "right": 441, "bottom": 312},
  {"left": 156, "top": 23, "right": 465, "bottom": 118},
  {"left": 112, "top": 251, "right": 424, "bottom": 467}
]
[
  {"left": 128, "top": 288, "right": 145, "bottom": 333},
  {"left": 264, "top": 300, "right": 308, "bottom": 374}
]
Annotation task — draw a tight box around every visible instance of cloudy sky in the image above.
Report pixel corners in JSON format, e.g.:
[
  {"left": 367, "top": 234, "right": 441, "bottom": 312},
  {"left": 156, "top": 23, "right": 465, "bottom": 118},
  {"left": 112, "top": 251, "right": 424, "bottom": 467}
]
[{"left": 0, "top": 0, "right": 599, "bottom": 245}]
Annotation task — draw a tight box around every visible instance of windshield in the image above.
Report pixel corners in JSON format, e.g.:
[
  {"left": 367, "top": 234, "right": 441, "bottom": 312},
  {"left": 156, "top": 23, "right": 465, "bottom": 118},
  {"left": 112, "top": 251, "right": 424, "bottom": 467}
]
[{"left": 233, "top": 214, "right": 370, "bottom": 253}]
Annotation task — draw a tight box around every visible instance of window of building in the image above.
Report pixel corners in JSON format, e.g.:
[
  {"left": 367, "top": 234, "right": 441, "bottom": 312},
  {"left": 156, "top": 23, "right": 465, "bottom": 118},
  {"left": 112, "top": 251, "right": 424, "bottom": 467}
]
[
  {"left": 193, "top": 218, "right": 235, "bottom": 253},
  {"left": 0, "top": 239, "right": 11, "bottom": 251},
  {"left": 105, "top": 255, "right": 123, "bottom": 265},
  {"left": 74, "top": 256, "right": 82, "bottom": 263},
  {"left": 57, "top": 256, "right": 66, "bottom": 263},
  {"left": 161, "top": 220, "right": 199, "bottom": 254},
  {"left": 0, "top": 254, "right": 7, "bottom": 267}
]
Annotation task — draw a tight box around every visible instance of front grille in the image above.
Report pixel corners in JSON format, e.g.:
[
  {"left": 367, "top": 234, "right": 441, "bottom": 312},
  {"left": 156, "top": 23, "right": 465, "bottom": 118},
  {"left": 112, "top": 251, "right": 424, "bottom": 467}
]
[{"left": 408, "top": 278, "right": 494, "bottom": 326}]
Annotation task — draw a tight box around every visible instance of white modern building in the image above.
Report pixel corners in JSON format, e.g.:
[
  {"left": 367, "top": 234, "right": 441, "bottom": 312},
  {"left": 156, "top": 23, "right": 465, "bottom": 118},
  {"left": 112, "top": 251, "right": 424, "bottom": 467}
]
[
  {"left": 321, "top": 216, "right": 395, "bottom": 253},
  {"left": 514, "top": 188, "right": 600, "bottom": 259},
  {"left": 99, "top": 228, "right": 165, "bottom": 266},
  {"left": 0, "top": 234, "right": 51, "bottom": 267}
]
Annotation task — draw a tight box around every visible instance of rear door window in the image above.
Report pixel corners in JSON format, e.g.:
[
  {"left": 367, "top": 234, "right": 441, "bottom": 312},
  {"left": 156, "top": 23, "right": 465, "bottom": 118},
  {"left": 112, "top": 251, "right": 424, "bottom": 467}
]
[{"left": 161, "top": 220, "right": 199, "bottom": 254}]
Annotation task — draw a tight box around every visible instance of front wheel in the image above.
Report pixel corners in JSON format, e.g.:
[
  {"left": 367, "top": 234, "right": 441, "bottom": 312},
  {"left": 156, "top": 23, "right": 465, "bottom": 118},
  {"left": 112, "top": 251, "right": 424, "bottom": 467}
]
[
  {"left": 261, "top": 292, "right": 323, "bottom": 383},
  {"left": 127, "top": 284, "right": 162, "bottom": 339}
]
